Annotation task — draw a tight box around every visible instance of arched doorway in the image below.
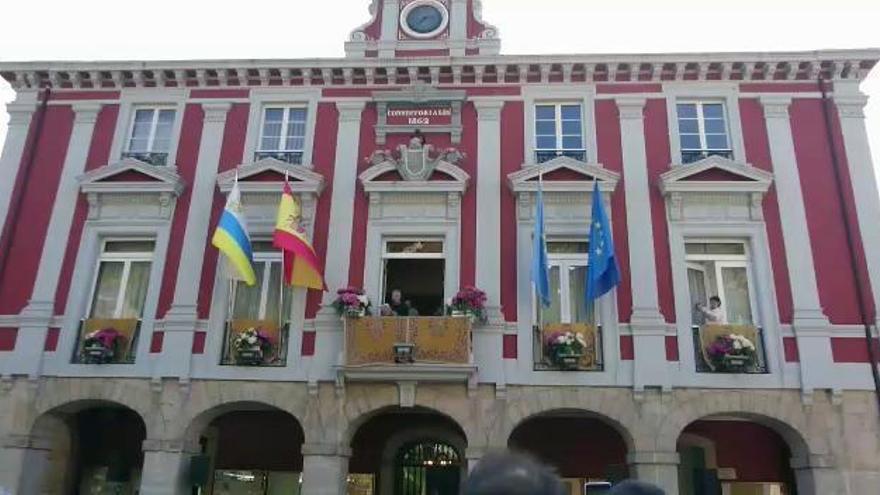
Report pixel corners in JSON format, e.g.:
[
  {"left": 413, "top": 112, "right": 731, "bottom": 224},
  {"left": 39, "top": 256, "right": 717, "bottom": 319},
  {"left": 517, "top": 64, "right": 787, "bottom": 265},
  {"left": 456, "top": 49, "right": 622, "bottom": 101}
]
[
  {"left": 677, "top": 418, "right": 799, "bottom": 495},
  {"left": 508, "top": 411, "right": 630, "bottom": 495},
  {"left": 191, "top": 404, "right": 304, "bottom": 495},
  {"left": 22, "top": 401, "right": 146, "bottom": 494},
  {"left": 349, "top": 407, "right": 467, "bottom": 495}
]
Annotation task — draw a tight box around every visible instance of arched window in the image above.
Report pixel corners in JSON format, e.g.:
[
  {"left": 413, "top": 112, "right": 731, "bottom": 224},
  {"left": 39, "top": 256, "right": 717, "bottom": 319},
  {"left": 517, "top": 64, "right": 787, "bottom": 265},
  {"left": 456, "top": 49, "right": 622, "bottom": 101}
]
[{"left": 395, "top": 440, "right": 462, "bottom": 495}]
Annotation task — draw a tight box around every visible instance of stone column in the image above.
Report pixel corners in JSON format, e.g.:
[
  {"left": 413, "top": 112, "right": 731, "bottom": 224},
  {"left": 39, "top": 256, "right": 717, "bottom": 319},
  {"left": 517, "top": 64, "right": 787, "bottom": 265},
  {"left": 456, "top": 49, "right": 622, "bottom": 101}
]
[
  {"left": 3, "top": 102, "right": 102, "bottom": 378},
  {"left": 0, "top": 433, "right": 57, "bottom": 494},
  {"left": 161, "top": 102, "right": 231, "bottom": 379},
  {"left": 615, "top": 96, "right": 668, "bottom": 392},
  {"left": 628, "top": 451, "right": 680, "bottom": 494},
  {"left": 790, "top": 454, "right": 845, "bottom": 495},
  {"left": 300, "top": 443, "right": 351, "bottom": 495},
  {"left": 0, "top": 101, "right": 36, "bottom": 230},
  {"left": 760, "top": 96, "right": 833, "bottom": 396},
  {"left": 318, "top": 101, "right": 367, "bottom": 310},
  {"left": 139, "top": 439, "right": 193, "bottom": 495},
  {"left": 834, "top": 90, "right": 880, "bottom": 327},
  {"left": 473, "top": 99, "right": 505, "bottom": 322}
]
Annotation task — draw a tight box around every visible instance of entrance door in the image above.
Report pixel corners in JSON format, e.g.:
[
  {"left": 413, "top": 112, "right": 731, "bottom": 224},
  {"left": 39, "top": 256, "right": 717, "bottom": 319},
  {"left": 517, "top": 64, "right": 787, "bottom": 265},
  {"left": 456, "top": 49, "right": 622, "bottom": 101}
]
[{"left": 395, "top": 441, "right": 462, "bottom": 495}]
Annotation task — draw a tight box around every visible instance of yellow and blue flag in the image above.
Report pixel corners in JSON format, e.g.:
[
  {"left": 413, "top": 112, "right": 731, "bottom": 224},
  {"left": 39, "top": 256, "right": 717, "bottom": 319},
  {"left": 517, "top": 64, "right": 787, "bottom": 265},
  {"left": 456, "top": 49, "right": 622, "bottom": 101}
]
[{"left": 212, "top": 182, "right": 257, "bottom": 286}]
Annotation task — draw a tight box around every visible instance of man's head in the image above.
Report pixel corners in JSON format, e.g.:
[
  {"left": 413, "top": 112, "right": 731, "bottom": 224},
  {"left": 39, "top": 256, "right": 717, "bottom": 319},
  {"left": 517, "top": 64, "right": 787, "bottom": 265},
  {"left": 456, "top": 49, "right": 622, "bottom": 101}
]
[
  {"left": 391, "top": 289, "right": 403, "bottom": 304},
  {"left": 462, "top": 452, "right": 566, "bottom": 495},
  {"left": 709, "top": 296, "right": 722, "bottom": 309},
  {"left": 608, "top": 480, "right": 666, "bottom": 495}
]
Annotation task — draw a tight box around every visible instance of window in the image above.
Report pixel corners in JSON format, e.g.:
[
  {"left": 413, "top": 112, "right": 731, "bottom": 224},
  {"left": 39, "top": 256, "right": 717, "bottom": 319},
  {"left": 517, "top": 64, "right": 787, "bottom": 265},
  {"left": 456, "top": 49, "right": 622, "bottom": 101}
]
[
  {"left": 123, "top": 108, "right": 175, "bottom": 166},
  {"left": 685, "top": 242, "right": 756, "bottom": 326},
  {"left": 229, "top": 242, "right": 292, "bottom": 323},
  {"left": 536, "top": 241, "right": 595, "bottom": 325},
  {"left": 88, "top": 240, "right": 155, "bottom": 319},
  {"left": 256, "top": 107, "right": 307, "bottom": 164},
  {"left": 676, "top": 102, "right": 732, "bottom": 164},
  {"left": 382, "top": 239, "right": 445, "bottom": 317},
  {"left": 535, "top": 104, "right": 585, "bottom": 163}
]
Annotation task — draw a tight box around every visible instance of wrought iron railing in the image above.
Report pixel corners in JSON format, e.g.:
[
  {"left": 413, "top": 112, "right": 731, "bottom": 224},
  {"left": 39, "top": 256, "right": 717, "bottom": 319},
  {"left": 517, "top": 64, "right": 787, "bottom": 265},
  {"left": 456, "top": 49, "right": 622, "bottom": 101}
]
[
  {"left": 255, "top": 151, "right": 304, "bottom": 165},
  {"left": 122, "top": 151, "right": 169, "bottom": 166},
  {"left": 72, "top": 318, "right": 141, "bottom": 364},
  {"left": 681, "top": 149, "right": 733, "bottom": 164},
  {"left": 220, "top": 321, "right": 289, "bottom": 367},
  {"left": 533, "top": 323, "right": 604, "bottom": 371},
  {"left": 535, "top": 149, "right": 587, "bottom": 163},
  {"left": 692, "top": 325, "right": 769, "bottom": 374}
]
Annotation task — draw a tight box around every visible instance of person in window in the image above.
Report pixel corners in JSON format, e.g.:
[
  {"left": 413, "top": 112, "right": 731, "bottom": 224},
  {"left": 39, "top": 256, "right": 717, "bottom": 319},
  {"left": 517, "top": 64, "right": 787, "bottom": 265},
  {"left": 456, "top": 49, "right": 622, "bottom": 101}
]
[
  {"left": 382, "top": 289, "right": 417, "bottom": 317},
  {"left": 696, "top": 296, "right": 726, "bottom": 325}
]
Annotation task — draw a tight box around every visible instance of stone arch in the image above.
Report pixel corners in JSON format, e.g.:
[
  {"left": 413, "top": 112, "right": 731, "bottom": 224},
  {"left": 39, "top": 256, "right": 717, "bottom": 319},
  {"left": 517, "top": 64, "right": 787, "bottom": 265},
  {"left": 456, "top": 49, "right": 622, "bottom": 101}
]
[
  {"left": 655, "top": 392, "right": 814, "bottom": 458},
  {"left": 179, "top": 399, "right": 306, "bottom": 450},
  {"left": 501, "top": 389, "right": 640, "bottom": 452},
  {"left": 341, "top": 386, "right": 475, "bottom": 446}
]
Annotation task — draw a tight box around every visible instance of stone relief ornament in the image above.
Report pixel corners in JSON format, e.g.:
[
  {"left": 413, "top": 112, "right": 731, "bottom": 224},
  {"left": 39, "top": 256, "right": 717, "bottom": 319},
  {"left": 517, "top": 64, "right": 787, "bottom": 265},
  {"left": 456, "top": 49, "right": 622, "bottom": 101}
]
[{"left": 367, "top": 136, "right": 465, "bottom": 182}]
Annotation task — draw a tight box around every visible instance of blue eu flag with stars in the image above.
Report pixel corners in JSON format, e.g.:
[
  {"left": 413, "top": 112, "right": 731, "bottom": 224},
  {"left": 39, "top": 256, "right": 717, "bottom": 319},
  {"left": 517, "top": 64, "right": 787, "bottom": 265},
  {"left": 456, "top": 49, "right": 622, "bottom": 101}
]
[
  {"left": 586, "top": 181, "right": 621, "bottom": 301},
  {"left": 531, "top": 183, "right": 552, "bottom": 307}
]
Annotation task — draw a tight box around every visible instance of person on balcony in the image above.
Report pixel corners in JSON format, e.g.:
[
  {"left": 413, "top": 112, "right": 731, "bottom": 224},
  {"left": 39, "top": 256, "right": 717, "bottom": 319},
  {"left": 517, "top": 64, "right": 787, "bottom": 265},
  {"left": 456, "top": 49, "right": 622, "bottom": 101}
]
[
  {"left": 381, "top": 288, "right": 418, "bottom": 317},
  {"left": 696, "top": 296, "right": 726, "bottom": 325}
]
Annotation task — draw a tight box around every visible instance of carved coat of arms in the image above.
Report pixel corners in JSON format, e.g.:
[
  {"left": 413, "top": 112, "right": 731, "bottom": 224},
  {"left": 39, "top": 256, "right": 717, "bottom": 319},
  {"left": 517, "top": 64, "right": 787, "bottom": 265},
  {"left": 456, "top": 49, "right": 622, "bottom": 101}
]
[{"left": 368, "top": 135, "right": 464, "bottom": 182}]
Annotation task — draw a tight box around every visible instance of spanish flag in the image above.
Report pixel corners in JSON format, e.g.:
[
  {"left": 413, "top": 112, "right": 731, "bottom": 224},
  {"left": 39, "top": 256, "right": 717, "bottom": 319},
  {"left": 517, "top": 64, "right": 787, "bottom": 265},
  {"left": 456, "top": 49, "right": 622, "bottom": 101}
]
[{"left": 273, "top": 182, "right": 326, "bottom": 291}]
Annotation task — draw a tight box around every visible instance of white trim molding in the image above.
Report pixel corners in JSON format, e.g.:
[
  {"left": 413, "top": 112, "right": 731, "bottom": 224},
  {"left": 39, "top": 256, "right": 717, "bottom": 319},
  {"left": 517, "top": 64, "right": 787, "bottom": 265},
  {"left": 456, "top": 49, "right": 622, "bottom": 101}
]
[
  {"left": 508, "top": 156, "right": 620, "bottom": 194},
  {"left": 242, "top": 88, "right": 322, "bottom": 168},
  {"left": 217, "top": 157, "right": 325, "bottom": 195},
  {"left": 78, "top": 158, "right": 185, "bottom": 221},
  {"left": 108, "top": 88, "right": 187, "bottom": 170},
  {"left": 522, "top": 85, "right": 598, "bottom": 166}
]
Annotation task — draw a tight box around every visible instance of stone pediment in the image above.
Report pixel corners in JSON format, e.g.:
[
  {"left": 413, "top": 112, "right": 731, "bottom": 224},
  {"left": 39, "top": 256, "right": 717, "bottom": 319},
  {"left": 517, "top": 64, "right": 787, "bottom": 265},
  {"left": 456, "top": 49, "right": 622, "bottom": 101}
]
[
  {"left": 217, "top": 157, "right": 325, "bottom": 195},
  {"left": 508, "top": 156, "right": 620, "bottom": 193},
  {"left": 78, "top": 158, "right": 184, "bottom": 195},
  {"left": 360, "top": 145, "right": 470, "bottom": 194},
  {"left": 659, "top": 155, "right": 773, "bottom": 195}
]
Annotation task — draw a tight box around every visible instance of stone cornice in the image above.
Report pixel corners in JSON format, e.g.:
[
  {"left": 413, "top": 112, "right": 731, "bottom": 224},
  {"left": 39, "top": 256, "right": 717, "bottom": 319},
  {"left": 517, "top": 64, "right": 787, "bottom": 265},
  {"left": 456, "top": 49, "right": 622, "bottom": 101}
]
[{"left": 2, "top": 48, "right": 876, "bottom": 90}]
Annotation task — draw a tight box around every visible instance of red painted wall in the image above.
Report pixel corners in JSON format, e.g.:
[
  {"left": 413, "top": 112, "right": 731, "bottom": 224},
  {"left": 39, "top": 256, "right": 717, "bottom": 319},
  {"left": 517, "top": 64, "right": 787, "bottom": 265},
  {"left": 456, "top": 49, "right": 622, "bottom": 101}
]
[
  {"left": 595, "top": 100, "right": 632, "bottom": 322},
  {"left": 830, "top": 337, "right": 880, "bottom": 363},
  {"left": 500, "top": 101, "right": 523, "bottom": 322},
  {"left": 305, "top": 103, "right": 340, "bottom": 318},
  {"left": 739, "top": 99, "right": 794, "bottom": 324},
  {"left": 0, "top": 106, "right": 74, "bottom": 315},
  {"left": 458, "top": 103, "right": 478, "bottom": 287},
  {"left": 54, "top": 104, "right": 120, "bottom": 315},
  {"left": 643, "top": 99, "right": 676, "bottom": 323},
  {"left": 790, "top": 100, "right": 863, "bottom": 324},
  {"left": 156, "top": 104, "right": 205, "bottom": 318}
]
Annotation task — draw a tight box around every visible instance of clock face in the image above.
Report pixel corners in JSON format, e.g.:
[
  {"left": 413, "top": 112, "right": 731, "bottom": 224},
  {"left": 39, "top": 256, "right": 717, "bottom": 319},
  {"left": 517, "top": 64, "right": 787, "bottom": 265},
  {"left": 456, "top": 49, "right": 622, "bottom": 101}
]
[
  {"left": 400, "top": 0, "right": 449, "bottom": 39},
  {"left": 406, "top": 5, "right": 444, "bottom": 34}
]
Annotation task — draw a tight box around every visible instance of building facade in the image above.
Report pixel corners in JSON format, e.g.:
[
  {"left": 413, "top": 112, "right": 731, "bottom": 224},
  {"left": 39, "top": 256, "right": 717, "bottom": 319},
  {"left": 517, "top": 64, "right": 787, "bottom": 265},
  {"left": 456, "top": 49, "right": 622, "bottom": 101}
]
[{"left": 1, "top": 1, "right": 879, "bottom": 494}]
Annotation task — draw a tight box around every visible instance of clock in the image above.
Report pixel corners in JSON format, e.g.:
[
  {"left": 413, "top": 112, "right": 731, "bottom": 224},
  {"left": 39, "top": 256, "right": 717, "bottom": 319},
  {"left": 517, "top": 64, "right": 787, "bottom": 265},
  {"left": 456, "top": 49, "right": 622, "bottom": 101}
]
[{"left": 400, "top": 0, "right": 449, "bottom": 39}]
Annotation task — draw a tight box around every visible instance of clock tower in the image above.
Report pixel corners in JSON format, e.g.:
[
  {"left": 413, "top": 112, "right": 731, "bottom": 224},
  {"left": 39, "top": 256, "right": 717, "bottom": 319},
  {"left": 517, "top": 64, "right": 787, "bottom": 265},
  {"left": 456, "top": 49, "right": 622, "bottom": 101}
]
[{"left": 346, "top": 0, "right": 500, "bottom": 58}]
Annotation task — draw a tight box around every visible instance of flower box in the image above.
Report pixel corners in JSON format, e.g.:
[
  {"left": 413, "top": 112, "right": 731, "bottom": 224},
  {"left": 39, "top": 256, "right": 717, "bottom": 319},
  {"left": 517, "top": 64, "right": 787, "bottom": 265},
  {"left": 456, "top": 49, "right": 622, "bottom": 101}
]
[
  {"left": 235, "top": 346, "right": 265, "bottom": 366},
  {"left": 553, "top": 350, "right": 584, "bottom": 370},
  {"left": 80, "top": 327, "right": 123, "bottom": 364},
  {"left": 447, "top": 286, "right": 488, "bottom": 325},
  {"left": 545, "top": 331, "right": 588, "bottom": 371},
  {"left": 83, "top": 343, "right": 115, "bottom": 364},
  {"left": 705, "top": 332, "right": 758, "bottom": 373},
  {"left": 231, "top": 327, "right": 274, "bottom": 366},
  {"left": 334, "top": 287, "right": 372, "bottom": 319}
]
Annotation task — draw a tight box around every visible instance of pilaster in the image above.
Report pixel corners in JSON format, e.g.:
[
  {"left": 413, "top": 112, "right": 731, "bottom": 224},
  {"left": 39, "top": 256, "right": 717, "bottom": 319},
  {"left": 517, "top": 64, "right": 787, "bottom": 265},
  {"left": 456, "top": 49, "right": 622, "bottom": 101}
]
[
  {"left": 139, "top": 439, "right": 193, "bottom": 495},
  {"left": 3, "top": 102, "right": 101, "bottom": 379},
  {"left": 300, "top": 443, "right": 351, "bottom": 495},
  {"left": 0, "top": 102, "right": 37, "bottom": 231},
  {"left": 627, "top": 451, "right": 680, "bottom": 494},
  {"left": 615, "top": 96, "right": 668, "bottom": 392},
  {"left": 760, "top": 96, "right": 833, "bottom": 396},
  {"left": 160, "top": 102, "right": 231, "bottom": 379},
  {"left": 833, "top": 89, "right": 880, "bottom": 328}
]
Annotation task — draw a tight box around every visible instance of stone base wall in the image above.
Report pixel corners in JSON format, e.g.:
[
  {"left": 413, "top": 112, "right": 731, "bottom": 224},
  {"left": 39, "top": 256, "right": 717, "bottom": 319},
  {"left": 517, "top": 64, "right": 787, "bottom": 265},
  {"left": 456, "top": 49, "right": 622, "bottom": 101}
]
[{"left": 0, "top": 377, "right": 878, "bottom": 494}]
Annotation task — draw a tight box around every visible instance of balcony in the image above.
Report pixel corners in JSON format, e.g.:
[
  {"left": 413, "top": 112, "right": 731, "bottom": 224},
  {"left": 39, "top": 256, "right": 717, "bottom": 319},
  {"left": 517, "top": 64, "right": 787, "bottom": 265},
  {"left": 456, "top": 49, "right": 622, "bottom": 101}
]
[
  {"left": 121, "top": 151, "right": 169, "bottom": 166},
  {"left": 72, "top": 318, "right": 140, "bottom": 364},
  {"left": 254, "top": 151, "right": 304, "bottom": 165},
  {"left": 339, "top": 316, "right": 475, "bottom": 383},
  {"left": 534, "top": 323, "right": 604, "bottom": 371},
  {"left": 692, "top": 325, "right": 769, "bottom": 374},
  {"left": 681, "top": 149, "right": 733, "bottom": 165},
  {"left": 536, "top": 149, "right": 587, "bottom": 164},
  {"left": 221, "top": 320, "right": 289, "bottom": 367}
]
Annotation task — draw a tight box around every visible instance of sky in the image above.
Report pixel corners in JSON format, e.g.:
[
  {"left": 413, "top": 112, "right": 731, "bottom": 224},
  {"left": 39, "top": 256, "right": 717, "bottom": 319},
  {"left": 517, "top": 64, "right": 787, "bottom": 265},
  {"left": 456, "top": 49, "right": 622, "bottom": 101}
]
[{"left": 0, "top": 0, "right": 878, "bottom": 174}]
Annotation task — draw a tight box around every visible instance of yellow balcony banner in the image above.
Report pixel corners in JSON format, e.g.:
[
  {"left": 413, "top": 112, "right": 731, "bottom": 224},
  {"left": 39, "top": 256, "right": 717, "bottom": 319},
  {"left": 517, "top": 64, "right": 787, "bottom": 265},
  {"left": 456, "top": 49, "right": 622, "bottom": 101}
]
[
  {"left": 541, "top": 323, "right": 600, "bottom": 369},
  {"left": 345, "top": 317, "right": 471, "bottom": 365}
]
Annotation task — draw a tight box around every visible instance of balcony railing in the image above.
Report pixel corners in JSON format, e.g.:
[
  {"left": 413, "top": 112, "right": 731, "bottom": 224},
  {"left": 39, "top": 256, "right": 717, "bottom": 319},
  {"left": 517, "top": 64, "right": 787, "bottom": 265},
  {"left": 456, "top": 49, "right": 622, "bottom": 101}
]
[
  {"left": 343, "top": 316, "right": 472, "bottom": 366},
  {"left": 692, "top": 325, "right": 769, "bottom": 374},
  {"left": 534, "top": 323, "right": 604, "bottom": 371},
  {"left": 221, "top": 320, "right": 289, "bottom": 367},
  {"left": 535, "top": 149, "right": 587, "bottom": 164},
  {"left": 255, "top": 151, "right": 304, "bottom": 165},
  {"left": 122, "top": 151, "right": 169, "bottom": 166},
  {"left": 681, "top": 149, "right": 733, "bottom": 164},
  {"left": 72, "top": 318, "right": 141, "bottom": 364}
]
